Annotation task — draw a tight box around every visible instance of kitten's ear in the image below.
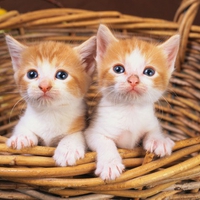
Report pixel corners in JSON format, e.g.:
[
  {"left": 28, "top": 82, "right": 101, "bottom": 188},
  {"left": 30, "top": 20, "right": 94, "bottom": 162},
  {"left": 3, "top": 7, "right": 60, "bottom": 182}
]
[
  {"left": 74, "top": 36, "right": 96, "bottom": 76},
  {"left": 158, "top": 34, "right": 180, "bottom": 73},
  {"left": 5, "top": 35, "right": 27, "bottom": 71},
  {"left": 96, "top": 24, "right": 118, "bottom": 62}
]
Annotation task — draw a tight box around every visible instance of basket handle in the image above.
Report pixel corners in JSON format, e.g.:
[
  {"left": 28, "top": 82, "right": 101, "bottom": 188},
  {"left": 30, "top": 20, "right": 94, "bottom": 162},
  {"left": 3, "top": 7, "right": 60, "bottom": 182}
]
[{"left": 173, "top": 0, "right": 200, "bottom": 71}]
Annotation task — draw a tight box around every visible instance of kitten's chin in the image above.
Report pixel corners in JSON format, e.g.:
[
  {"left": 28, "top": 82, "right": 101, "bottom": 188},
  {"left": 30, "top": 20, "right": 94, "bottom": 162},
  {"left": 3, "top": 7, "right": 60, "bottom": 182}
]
[
  {"left": 103, "top": 90, "right": 162, "bottom": 105},
  {"left": 26, "top": 93, "right": 57, "bottom": 107},
  {"left": 37, "top": 94, "right": 54, "bottom": 101},
  {"left": 38, "top": 95, "right": 54, "bottom": 104},
  {"left": 127, "top": 87, "right": 143, "bottom": 96},
  {"left": 103, "top": 92, "right": 140, "bottom": 105},
  {"left": 34, "top": 97, "right": 55, "bottom": 107}
]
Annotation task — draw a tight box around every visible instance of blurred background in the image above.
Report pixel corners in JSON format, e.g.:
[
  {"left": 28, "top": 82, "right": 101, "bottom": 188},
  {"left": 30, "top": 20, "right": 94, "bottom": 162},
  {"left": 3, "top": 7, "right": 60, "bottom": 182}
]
[{"left": 0, "top": 0, "right": 199, "bottom": 25}]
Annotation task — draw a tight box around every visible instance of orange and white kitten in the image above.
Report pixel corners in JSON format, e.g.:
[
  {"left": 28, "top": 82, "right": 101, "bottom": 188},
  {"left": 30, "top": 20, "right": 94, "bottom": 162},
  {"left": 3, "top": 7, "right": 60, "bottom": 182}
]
[
  {"left": 84, "top": 25, "right": 180, "bottom": 180},
  {"left": 6, "top": 35, "right": 96, "bottom": 166}
]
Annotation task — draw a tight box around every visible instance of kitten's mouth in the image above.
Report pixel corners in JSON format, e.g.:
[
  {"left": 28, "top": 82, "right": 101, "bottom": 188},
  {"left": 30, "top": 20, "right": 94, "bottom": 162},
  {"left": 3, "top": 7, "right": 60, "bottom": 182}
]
[
  {"left": 128, "top": 87, "right": 142, "bottom": 95},
  {"left": 37, "top": 93, "right": 54, "bottom": 101}
]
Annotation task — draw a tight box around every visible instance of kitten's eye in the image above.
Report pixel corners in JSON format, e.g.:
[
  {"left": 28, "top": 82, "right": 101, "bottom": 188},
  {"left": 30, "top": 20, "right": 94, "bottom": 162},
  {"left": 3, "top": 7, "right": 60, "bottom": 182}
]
[
  {"left": 56, "top": 70, "right": 68, "bottom": 80},
  {"left": 143, "top": 67, "right": 155, "bottom": 77},
  {"left": 27, "top": 70, "right": 38, "bottom": 79},
  {"left": 113, "top": 65, "right": 125, "bottom": 74}
]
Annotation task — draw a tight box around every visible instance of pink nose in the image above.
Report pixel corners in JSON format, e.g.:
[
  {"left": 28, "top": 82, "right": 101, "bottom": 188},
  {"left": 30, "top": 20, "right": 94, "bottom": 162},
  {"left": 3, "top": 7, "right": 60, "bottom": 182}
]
[
  {"left": 127, "top": 75, "right": 139, "bottom": 87},
  {"left": 39, "top": 80, "right": 52, "bottom": 93}
]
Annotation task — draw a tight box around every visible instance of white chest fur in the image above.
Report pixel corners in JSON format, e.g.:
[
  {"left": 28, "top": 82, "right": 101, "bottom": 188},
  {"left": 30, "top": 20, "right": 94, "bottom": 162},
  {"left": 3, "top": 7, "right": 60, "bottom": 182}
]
[
  {"left": 18, "top": 102, "right": 85, "bottom": 146},
  {"left": 92, "top": 98, "right": 159, "bottom": 149}
]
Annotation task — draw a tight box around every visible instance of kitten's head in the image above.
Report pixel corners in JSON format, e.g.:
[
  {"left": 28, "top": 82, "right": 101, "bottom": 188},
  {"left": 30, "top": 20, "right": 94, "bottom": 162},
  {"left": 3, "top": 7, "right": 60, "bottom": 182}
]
[
  {"left": 96, "top": 24, "right": 180, "bottom": 105},
  {"left": 6, "top": 35, "right": 96, "bottom": 107}
]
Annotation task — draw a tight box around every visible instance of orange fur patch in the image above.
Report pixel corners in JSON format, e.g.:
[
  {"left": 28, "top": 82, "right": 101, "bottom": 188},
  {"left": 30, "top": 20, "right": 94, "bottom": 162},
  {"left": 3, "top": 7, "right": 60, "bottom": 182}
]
[
  {"left": 98, "top": 37, "right": 170, "bottom": 91},
  {"left": 67, "top": 115, "right": 86, "bottom": 134},
  {"left": 16, "top": 41, "right": 91, "bottom": 98}
]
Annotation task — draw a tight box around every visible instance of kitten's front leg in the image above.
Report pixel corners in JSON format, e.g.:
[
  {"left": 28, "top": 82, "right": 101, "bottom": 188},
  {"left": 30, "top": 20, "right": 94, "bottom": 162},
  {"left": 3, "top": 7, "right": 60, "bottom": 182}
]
[
  {"left": 143, "top": 125, "right": 174, "bottom": 157},
  {"left": 6, "top": 123, "right": 38, "bottom": 149},
  {"left": 53, "top": 131, "right": 86, "bottom": 166},
  {"left": 85, "top": 132, "right": 124, "bottom": 180}
]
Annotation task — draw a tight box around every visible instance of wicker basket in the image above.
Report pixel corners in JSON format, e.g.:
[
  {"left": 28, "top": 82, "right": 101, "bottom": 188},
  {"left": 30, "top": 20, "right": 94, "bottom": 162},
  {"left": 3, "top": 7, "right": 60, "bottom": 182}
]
[{"left": 0, "top": 0, "right": 200, "bottom": 199}]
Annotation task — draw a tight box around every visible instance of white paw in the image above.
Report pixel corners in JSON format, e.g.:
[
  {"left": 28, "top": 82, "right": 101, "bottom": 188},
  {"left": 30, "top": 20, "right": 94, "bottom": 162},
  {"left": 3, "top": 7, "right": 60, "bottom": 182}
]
[
  {"left": 143, "top": 137, "right": 174, "bottom": 157},
  {"left": 53, "top": 133, "right": 86, "bottom": 166},
  {"left": 96, "top": 156, "right": 125, "bottom": 180},
  {"left": 54, "top": 144, "right": 85, "bottom": 166},
  {"left": 6, "top": 134, "right": 38, "bottom": 149}
]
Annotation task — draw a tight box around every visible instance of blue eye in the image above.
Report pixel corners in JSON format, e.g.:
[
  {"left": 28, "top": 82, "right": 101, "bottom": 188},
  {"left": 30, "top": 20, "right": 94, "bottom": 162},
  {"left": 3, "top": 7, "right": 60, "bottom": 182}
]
[
  {"left": 113, "top": 65, "right": 125, "bottom": 74},
  {"left": 27, "top": 70, "right": 38, "bottom": 79},
  {"left": 56, "top": 70, "right": 68, "bottom": 80},
  {"left": 143, "top": 67, "right": 155, "bottom": 76}
]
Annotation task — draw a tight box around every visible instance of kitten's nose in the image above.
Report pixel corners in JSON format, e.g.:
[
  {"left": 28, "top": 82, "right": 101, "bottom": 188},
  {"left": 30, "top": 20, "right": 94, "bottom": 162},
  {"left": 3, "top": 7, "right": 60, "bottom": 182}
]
[
  {"left": 127, "top": 75, "right": 139, "bottom": 87},
  {"left": 39, "top": 80, "right": 52, "bottom": 93}
]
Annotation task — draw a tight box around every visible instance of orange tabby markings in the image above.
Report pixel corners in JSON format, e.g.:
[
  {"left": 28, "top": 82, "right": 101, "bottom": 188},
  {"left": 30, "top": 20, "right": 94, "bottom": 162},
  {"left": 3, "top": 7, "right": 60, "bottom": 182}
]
[
  {"left": 67, "top": 115, "right": 86, "bottom": 135},
  {"left": 5, "top": 35, "right": 96, "bottom": 166},
  {"left": 84, "top": 24, "right": 180, "bottom": 180}
]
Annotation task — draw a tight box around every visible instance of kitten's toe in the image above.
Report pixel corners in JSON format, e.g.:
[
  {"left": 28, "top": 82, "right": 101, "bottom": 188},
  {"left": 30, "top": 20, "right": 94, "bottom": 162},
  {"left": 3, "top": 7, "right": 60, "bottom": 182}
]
[
  {"left": 6, "top": 134, "right": 38, "bottom": 149},
  {"left": 154, "top": 138, "right": 174, "bottom": 157},
  {"left": 144, "top": 137, "right": 174, "bottom": 157},
  {"left": 95, "top": 158, "right": 125, "bottom": 180}
]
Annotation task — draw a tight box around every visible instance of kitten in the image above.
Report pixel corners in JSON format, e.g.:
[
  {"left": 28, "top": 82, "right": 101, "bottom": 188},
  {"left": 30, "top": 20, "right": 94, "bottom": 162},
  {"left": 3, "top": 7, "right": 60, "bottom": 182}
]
[
  {"left": 84, "top": 24, "right": 180, "bottom": 180},
  {"left": 5, "top": 35, "right": 96, "bottom": 166}
]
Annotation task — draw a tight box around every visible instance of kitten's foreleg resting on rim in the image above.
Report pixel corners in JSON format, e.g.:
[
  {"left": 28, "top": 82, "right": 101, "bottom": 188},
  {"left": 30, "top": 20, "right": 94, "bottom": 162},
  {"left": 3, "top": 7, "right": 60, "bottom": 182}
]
[
  {"left": 53, "top": 131, "right": 86, "bottom": 166},
  {"left": 6, "top": 124, "right": 38, "bottom": 149},
  {"left": 143, "top": 126, "right": 175, "bottom": 157},
  {"left": 85, "top": 132, "right": 125, "bottom": 180}
]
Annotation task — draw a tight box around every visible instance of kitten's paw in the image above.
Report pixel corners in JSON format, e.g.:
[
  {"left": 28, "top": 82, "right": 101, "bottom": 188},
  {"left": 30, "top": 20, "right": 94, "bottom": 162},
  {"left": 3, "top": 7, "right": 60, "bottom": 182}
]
[
  {"left": 95, "top": 157, "right": 125, "bottom": 180},
  {"left": 144, "top": 137, "right": 175, "bottom": 157},
  {"left": 54, "top": 144, "right": 85, "bottom": 166},
  {"left": 53, "top": 133, "right": 86, "bottom": 166},
  {"left": 6, "top": 134, "right": 38, "bottom": 149}
]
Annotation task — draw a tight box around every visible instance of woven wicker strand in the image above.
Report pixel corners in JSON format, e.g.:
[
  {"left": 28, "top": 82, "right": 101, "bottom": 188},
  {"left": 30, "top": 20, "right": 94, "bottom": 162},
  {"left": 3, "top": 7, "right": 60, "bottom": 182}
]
[
  {"left": 0, "top": 0, "right": 200, "bottom": 199},
  {"left": 0, "top": 137, "right": 200, "bottom": 198}
]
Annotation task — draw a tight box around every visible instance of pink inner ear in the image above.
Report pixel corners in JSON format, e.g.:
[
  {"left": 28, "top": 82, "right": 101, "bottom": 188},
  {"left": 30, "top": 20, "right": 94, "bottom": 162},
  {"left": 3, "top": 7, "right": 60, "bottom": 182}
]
[
  {"left": 160, "top": 35, "right": 180, "bottom": 71},
  {"left": 96, "top": 25, "right": 118, "bottom": 62},
  {"left": 166, "top": 44, "right": 179, "bottom": 72},
  {"left": 167, "top": 47, "right": 178, "bottom": 66},
  {"left": 84, "top": 57, "right": 95, "bottom": 75},
  {"left": 8, "top": 52, "right": 21, "bottom": 70},
  {"left": 74, "top": 36, "right": 96, "bottom": 76},
  {"left": 97, "top": 36, "right": 108, "bottom": 61},
  {"left": 6, "top": 35, "right": 27, "bottom": 71},
  {"left": 12, "top": 55, "right": 20, "bottom": 68}
]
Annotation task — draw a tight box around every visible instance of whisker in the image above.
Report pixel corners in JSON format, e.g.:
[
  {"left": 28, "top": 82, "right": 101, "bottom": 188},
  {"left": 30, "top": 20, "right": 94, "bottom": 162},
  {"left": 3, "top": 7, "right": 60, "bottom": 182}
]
[
  {"left": 9, "top": 97, "right": 26, "bottom": 124},
  {"left": 160, "top": 95, "right": 172, "bottom": 108}
]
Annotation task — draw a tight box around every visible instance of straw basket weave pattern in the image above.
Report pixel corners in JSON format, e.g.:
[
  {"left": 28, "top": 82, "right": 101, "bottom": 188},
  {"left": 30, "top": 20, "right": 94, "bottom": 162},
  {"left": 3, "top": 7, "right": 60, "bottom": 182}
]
[{"left": 0, "top": 0, "right": 200, "bottom": 199}]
